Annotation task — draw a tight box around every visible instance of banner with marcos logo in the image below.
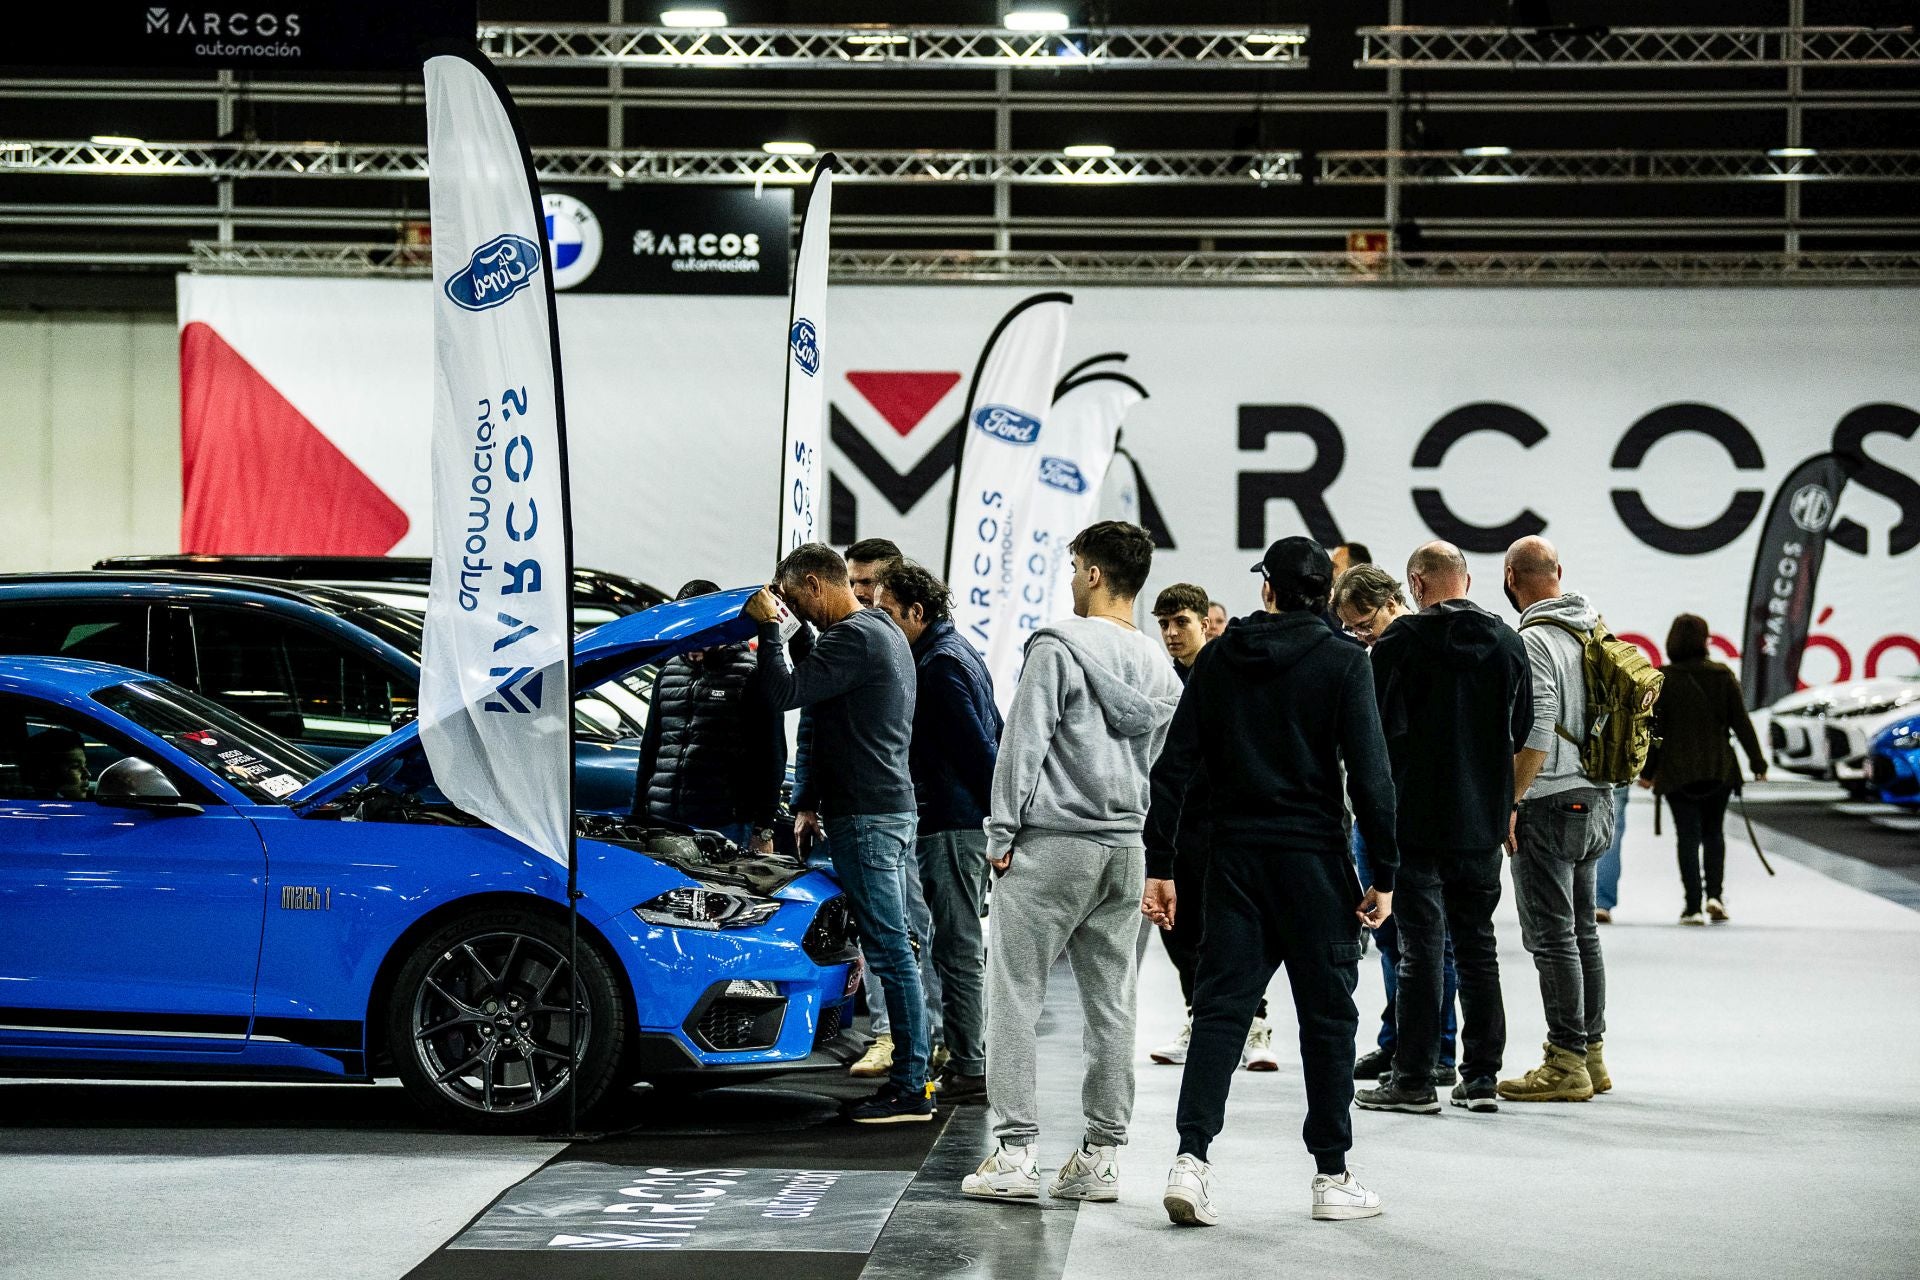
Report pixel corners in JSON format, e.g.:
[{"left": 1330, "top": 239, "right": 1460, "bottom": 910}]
[{"left": 174, "top": 280, "right": 1920, "bottom": 697}]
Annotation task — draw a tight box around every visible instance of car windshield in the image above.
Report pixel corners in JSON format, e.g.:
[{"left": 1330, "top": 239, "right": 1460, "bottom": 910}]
[{"left": 95, "top": 681, "right": 326, "bottom": 804}]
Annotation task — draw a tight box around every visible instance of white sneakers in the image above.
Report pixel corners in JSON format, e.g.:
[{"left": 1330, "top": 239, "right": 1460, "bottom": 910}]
[
  {"left": 1311, "top": 1170, "right": 1383, "bottom": 1221},
  {"left": 961, "top": 1143, "right": 1040, "bottom": 1199},
  {"left": 1164, "top": 1158, "right": 1385, "bottom": 1226},
  {"left": 1151, "top": 1020, "right": 1191, "bottom": 1065},
  {"left": 1156, "top": 1017, "right": 1279, "bottom": 1070},
  {"left": 1048, "top": 1144, "right": 1120, "bottom": 1202},
  {"left": 963, "top": 1143, "right": 1119, "bottom": 1202},
  {"left": 1243, "top": 1017, "right": 1279, "bottom": 1072},
  {"left": 1162, "top": 1154, "right": 1219, "bottom": 1226}
]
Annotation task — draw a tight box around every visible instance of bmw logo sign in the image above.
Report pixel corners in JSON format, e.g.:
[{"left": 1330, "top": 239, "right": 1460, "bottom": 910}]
[{"left": 542, "top": 193, "right": 603, "bottom": 291}]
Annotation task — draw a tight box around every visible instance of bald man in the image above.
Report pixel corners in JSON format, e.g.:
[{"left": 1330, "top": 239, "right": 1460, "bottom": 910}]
[
  {"left": 1496, "top": 535, "right": 1614, "bottom": 1105},
  {"left": 1355, "top": 542, "right": 1532, "bottom": 1116}
]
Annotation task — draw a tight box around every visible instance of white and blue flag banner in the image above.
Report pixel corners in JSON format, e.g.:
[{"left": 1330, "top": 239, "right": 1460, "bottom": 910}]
[
  {"left": 420, "top": 50, "right": 573, "bottom": 869},
  {"left": 778, "top": 156, "right": 836, "bottom": 557},
  {"left": 944, "top": 292, "right": 1072, "bottom": 710},
  {"left": 1031, "top": 369, "right": 1147, "bottom": 655}
]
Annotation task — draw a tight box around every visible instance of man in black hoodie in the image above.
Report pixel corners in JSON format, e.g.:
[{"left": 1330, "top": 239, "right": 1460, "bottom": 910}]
[
  {"left": 1355, "top": 541, "right": 1532, "bottom": 1117},
  {"left": 1146, "top": 537, "right": 1398, "bottom": 1227}
]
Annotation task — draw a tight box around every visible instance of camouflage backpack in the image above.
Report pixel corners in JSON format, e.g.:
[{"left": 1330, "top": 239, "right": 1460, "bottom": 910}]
[{"left": 1521, "top": 616, "right": 1664, "bottom": 786}]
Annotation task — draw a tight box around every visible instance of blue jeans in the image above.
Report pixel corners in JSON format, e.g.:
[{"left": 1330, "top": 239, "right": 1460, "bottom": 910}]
[
  {"left": 863, "top": 836, "right": 944, "bottom": 1048},
  {"left": 1354, "top": 828, "right": 1457, "bottom": 1064},
  {"left": 1596, "top": 785, "right": 1630, "bottom": 912},
  {"left": 824, "top": 812, "right": 929, "bottom": 1093}
]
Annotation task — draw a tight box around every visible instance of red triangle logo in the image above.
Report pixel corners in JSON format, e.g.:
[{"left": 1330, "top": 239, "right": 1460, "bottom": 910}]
[
  {"left": 179, "top": 321, "right": 411, "bottom": 555},
  {"left": 846, "top": 370, "right": 963, "bottom": 437}
]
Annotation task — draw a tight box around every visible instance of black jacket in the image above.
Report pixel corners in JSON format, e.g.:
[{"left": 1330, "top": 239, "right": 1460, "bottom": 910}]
[
  {"left": 1643, "top": 658, "right": 1765, "bottom": 795},
  {"left": 634, "top": 643, "right": 786, "bottom": 830},
  {"left": 1145, "top": 610, "right": 1399, "bottom": 888},
  {"left": 1171, "top": 659, "right": 1212, "bottom": 866},
  {"left": 1369, "top": 599, "right": 1533, "bottom": 851},
  {"left": 907, "top": 619, "right": 1003, "bottom": 833}
]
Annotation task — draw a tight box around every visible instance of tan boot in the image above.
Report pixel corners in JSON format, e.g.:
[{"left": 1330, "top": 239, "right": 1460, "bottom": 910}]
[
  {"left": 1585, "top": 1039, "right": 1612, "bottom": 1094},
  {"left": 1496, "top": 1042, "right": 1595, "bottom": 1102},
  {"left": 849, "top": 1033, "right": 894, "bottom": 1078}
]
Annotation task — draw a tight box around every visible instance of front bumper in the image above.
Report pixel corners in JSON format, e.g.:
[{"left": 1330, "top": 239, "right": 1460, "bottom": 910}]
[
  {"left": 1870, "top": 749, "right": 1920, "bottom": 804},
  {"left": 629, "top": 1027, "right": 866, "bottom": 1083}
]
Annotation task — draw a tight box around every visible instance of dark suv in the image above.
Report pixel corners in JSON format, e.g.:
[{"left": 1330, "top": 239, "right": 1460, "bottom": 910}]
[{"left": 0, "top": 573, "right": 646, "bottom": 812}]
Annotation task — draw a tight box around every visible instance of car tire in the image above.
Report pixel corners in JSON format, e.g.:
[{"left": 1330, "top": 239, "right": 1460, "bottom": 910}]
[{"left": 386, "top": 906, "right": 628, "bottom": 1133}]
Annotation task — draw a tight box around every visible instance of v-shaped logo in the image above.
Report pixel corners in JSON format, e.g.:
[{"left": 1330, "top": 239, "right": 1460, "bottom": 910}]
[{"left": 831, "top": 370, "right": 966, "bottom": 542}]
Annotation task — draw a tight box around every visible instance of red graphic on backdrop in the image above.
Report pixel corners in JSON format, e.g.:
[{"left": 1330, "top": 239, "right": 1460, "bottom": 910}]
[
  {"left": 845, "top": 371, "right": 962, "bottom": 437},
  {"left": 179, "top": 322, "right": 409, "bottom": 555}
]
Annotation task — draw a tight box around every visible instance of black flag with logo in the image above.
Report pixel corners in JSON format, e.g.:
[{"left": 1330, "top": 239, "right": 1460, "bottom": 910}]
[{"left": 1740, "top": 452, "right": 1856, "bottom": 710}]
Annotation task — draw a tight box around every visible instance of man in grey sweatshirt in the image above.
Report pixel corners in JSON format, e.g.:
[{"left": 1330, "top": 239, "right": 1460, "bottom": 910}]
[
  {"left": 959, "top": 521, "right": 1182, "bottom": 1206},
  {"left": 1499, "top": 535, "right": 1616, "bottom": 1104}
]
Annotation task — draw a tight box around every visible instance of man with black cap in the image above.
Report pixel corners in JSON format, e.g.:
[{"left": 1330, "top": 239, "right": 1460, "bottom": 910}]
[{"left": 1145, "top": 536, "right": 1400, "bottom": 1227}]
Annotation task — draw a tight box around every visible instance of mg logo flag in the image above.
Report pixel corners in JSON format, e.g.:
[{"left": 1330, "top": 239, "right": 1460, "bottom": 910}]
[
  {"left": 420, "top": 50, "right": 574, "bottom": 869},
  {"left": 945, "top": 293, "right": 1072, "bottom": 704},
  {"left": 778, "top": 156, "right": 836, "bottom": 556}
]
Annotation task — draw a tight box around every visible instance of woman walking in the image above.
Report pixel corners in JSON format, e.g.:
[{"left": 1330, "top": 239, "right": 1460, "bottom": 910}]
[{"left": 1639, "top": 615, "right": 1767, "bottom": 925}]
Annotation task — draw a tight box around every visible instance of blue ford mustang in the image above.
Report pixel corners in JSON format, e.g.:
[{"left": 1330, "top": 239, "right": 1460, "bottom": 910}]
[
  {"left": 0, "top": 589, "right": 858, "bottom": 1131},
  {"left": 1866, "top": 712, "right": 1920, "bottom": 807}
]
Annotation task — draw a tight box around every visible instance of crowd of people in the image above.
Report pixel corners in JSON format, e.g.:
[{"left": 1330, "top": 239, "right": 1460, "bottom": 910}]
[{"left": 633, "top": 521, "right": 1769, "bottom": 1227}]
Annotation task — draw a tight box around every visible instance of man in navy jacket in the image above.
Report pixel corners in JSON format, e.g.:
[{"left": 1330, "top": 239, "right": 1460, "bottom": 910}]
[{"left": 873, "top": 559, "right": 1003, "bottom": 1102}]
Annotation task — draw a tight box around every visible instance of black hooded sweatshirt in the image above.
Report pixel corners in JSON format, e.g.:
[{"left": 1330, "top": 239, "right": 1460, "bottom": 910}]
[
  {"left": 1368, "top": 599, "right": 1533, "bottom": 851},
  {"left": 1145, "top": 610, "right": 1400, "bottom": 890}
]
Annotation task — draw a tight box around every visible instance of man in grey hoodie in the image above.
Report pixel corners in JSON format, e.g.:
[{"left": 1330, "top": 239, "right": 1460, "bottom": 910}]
[
  {"left": 1499, "top": 534, "right": 1615, "bottom": 1104},
  {"left": 959, "top": 521, "right": 1181, "bottom": 1206}
]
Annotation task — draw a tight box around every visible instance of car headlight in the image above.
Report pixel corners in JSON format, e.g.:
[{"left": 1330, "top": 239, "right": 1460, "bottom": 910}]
[
  {"left": 1892, "top": 733, "right": 1920, "bottom": 751},
  {"left": 635, "top": 886, "right": 780, "bottom": 931}
]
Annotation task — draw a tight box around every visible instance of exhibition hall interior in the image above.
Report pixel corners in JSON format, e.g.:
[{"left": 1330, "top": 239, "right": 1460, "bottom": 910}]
[{"left": 4, "top": 2, "right": 1920, "bottom": 1277}]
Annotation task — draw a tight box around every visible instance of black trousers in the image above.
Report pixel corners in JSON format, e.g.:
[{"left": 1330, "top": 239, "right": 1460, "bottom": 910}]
[
  {"left": 1668, "top": 784, "right": 1732, "bottom": 913},
  {"left": 1159, "top": 846, "right": 1267, "bottom": 1019},
  {"left": 1175, "top": 844, "right": 1362, "bottom": 1175},
  {"left": 1391, "top": 846, "right": 1506, "bottom": 1086}
]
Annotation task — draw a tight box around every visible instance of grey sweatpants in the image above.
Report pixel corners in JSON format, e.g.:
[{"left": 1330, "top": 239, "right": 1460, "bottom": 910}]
[{"left": 985, "top": 832, "right": 1145, "bottom": 1149}]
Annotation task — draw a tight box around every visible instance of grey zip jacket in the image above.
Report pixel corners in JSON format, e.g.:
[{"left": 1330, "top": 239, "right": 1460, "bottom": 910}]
[
  {"left": 1517, "top": 591, "right": 1601, "bottom": 799},
  {"left": 985, "top": 616, "right": 1183, "bottom": 860}
]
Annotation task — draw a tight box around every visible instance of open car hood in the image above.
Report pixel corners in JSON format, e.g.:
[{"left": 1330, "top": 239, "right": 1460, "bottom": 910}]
[{"left": 288, "top": 586, "right": 759, "bottom": 812}]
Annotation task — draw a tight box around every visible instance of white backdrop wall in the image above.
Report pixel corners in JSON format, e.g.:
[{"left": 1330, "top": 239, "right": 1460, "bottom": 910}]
[
  {"left": 173, "top": 279, "right": 1920, "bottom": 686},
  {"left": 0, "top": 312, "right": 180, "bottom": 573}
]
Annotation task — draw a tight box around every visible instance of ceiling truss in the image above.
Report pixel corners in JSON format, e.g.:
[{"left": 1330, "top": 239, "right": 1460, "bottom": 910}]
[{"left": 1355, "top": 25, "right": 1920, "bottom": 69}]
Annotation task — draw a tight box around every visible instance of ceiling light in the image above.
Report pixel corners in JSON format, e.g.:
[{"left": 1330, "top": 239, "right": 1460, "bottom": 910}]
[
  {"left": 90, "top": 134, "right": 145, "bottom": 147},
  {"left": 659, "top": 8, "right": 727, "bottom": 27},
  {"left": 1768, "top": 146, "right": 1817, "bottom": 158},
  {"left": 1245, "top": 31, "right": 1307, "bottom": 46},
  {"left": 1004, "top": 10, "right": 1071, "bottom": 32},
  {"left": 846, "top": 28, "right": 909, "bottom": 45},
  {"left": 1461, "top": 146, "right": 1512, "bottom": 157},
  {"left": 1063, "top": 144, "right": 1116, "bottom": 158},
  {"left": 761, "top": 140, "right": 816, "bottom": 156}
]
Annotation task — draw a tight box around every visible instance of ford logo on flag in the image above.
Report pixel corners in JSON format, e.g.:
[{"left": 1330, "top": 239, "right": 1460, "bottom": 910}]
[
  {"left": 972, "top": 404, "right": 1042, "bottom": 446},
  {"left": 445, "top": 234, "right": 543, "bottom": 312},
  {"left": 1038, "top": 456, "right": 1088, "bottom": 494},
  {"left": 790, "top": 317, "right": 820, "bottom": 377}
]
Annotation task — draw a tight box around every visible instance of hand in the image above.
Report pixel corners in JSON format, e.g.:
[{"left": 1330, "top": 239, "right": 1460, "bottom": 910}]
[
  {"left": 1142, "top": 878, "right": 1177, "bottom": 931},
  {"left": 745, "top": 587, "right": 782, "bottom": 625},
  {"left": 989, "top": 849, "right": 1013, "bottom": 873},
  {"left": 749, "top": 832, "right": 774, "bottom": 855},
  {"left": 1357, "top": 888, "right": 1393, "bottom": 930},
  {"left": 793, "top": 809, "right": 822, "bottom": 851},
  {"left": 1636, "top": 777, "right": 1655, "bottom": 790},
  {"left": 1753, "top": 769, "right": 1768, "bottom": 784},
  {"left": 1506, "top": 809, "right": 1518, "bottom": 856}
]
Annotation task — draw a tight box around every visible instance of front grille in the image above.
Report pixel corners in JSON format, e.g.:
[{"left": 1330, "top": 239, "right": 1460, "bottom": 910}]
[
  {"left": 690, "top": 995, "right": 786, "bottom": 1052},
  {"left": 803, "top": 895, "right": 857, "bottom": 963},
  {"left": 1769, "top": 722, "right": 1787, "bottom": 751},
  {"left": 815, "top": 1003, "right": 843, "bottom": 1047}
]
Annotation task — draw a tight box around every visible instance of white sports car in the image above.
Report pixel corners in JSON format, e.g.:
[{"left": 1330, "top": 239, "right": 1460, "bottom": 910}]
[{"left": 1768, "top": 677, "right": 1920, "bottom": 795}]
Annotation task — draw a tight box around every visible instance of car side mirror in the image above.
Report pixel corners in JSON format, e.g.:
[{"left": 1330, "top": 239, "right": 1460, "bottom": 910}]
[{"left": 95, "top": 757, "right": 203, "bottom": 816}]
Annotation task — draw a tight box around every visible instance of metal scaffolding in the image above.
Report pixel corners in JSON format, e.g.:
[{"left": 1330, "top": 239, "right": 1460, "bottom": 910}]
[
  {"left": 1317, "top": 149, "right": 1920, "bottom": 185},
  {"left": 475, "top": 23, "right": 1309, "bottom": 70},
  {"left": 1355, "top": 25, "right": 1920, "bottom": 69},
  {"left": 0, "top": 140, "right": 1300, "bottom": 186},
  {"left": 176, "top": 240, "right": 1920, "bottom": 287}
]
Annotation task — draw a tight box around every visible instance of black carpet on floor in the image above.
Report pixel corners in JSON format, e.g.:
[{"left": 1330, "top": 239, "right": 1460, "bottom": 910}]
[{"left": 403, "top": 1074, "right": 954, "bottom": 1280}]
